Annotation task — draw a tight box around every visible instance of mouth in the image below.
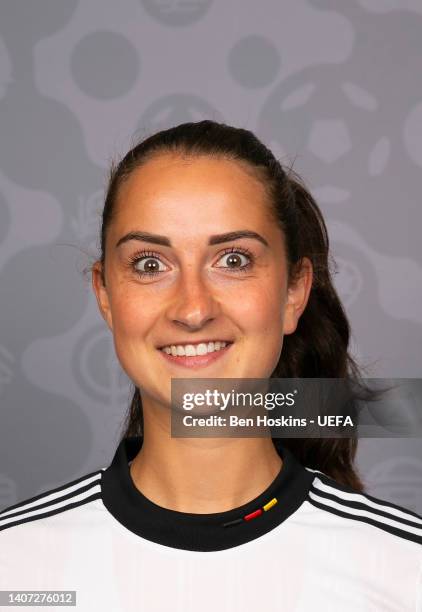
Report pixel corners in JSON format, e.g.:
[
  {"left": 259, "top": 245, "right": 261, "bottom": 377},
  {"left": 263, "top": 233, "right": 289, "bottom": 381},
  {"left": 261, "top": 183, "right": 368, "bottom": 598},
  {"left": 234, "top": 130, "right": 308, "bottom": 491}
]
[{"left": 157, "top": 341, "right": 234, "bottom": 369}]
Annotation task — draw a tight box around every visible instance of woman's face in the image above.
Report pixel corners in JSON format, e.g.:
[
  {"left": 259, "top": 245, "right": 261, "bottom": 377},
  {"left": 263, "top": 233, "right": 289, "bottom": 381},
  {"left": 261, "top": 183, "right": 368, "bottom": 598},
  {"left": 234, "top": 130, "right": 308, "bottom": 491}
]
[{"left": 92, "top": 153, "right": 312, "bottom": 409}]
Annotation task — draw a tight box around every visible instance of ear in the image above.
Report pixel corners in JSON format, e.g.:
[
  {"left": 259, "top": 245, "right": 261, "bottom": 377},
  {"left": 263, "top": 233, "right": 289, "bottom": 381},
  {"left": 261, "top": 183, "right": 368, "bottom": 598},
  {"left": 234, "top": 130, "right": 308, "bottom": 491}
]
[
  {"left": 91, "top": 261, "right": 113, "bottom": 331},
  {"left": 282, "top": 258, "right": 313, "bottom": 335}
]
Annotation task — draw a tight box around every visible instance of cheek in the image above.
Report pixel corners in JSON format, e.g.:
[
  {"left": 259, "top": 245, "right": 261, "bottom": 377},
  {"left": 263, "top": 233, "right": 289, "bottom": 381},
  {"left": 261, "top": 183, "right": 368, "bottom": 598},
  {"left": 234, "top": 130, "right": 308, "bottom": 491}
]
[
  {"left": 232, "top": 283, "right": 285, "bottom": 376},
  {"left": 109, "top": 295, "right": 154, "bottom": 384},
  {"left": 233, "top": 281, "right": 285, "bottom": 332},
  {"left": 110, "top": 290, "right": 154, "bottom": 343}
]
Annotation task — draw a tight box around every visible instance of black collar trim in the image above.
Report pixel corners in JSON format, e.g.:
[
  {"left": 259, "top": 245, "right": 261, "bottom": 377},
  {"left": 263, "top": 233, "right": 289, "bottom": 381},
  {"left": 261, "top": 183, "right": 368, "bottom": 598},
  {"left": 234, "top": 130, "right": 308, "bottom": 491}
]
[{"left": 101, "top": 436, "right": 314, "bottom": 552}]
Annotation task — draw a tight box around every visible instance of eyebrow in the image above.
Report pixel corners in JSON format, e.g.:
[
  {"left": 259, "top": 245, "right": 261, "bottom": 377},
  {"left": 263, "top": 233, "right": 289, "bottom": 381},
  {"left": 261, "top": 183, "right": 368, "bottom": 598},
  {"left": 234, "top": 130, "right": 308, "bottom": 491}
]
[{"left": 115, "top": 230, "right": 269, "bottom": 249}]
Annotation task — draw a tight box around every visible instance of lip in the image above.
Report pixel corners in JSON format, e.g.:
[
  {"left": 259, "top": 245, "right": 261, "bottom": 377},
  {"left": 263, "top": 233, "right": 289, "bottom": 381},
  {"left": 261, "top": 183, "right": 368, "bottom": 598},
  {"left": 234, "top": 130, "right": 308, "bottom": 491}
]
[{"left": 157, "top": 342, "right": 233, "bottom": 369}]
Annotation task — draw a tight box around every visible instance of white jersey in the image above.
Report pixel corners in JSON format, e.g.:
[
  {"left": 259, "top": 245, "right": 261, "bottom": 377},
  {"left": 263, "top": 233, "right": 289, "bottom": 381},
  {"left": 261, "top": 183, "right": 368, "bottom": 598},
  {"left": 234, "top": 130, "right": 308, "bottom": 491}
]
[{"left": 0, "top": 436, "right": 421, "bottom": 611}]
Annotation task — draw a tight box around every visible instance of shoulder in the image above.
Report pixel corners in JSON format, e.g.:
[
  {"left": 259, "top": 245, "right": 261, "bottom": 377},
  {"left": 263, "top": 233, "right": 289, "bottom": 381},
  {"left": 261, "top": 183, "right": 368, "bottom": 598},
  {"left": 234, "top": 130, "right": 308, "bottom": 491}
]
[
  {"left": 304, "top": 466, "right": 422, "bottom": 547},
  {"left": 0, "top": 469, "right": 104, "bottom": 534}
]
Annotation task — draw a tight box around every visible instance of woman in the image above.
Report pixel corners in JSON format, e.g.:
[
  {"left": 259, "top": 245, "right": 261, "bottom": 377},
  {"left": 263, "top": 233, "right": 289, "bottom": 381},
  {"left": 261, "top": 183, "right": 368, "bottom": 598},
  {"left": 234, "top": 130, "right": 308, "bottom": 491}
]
[{"left": 0, "top": 120, "right": 421, "bottom": 611}]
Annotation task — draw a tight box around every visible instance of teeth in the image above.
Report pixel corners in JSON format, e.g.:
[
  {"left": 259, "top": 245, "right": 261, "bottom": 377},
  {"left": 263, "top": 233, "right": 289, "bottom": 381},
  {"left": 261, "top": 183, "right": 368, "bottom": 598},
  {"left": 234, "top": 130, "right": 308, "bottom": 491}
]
[{"left": 161, "top": 341, "right": 228, "bottom": 356}]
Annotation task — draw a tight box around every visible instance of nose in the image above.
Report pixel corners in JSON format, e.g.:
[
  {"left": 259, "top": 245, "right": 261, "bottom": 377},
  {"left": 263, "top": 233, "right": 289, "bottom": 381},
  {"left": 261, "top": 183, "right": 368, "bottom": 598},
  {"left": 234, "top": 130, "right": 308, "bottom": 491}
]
[{"left": 165, "top": 268, "right": 220, "bottom": 330}]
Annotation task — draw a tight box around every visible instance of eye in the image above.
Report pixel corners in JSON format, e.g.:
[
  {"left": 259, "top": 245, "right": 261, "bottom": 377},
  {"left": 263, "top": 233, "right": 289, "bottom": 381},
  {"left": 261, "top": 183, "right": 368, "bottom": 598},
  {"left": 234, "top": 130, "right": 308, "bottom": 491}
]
[
  {"left": 214, "top": 247, "right": 254, "bottom": 273},
  {"left": 128, "top": 250, "right": 168, "bottom": 278},
  {"left": 127, "top": 246, "right": 255, "bottom": 279}
]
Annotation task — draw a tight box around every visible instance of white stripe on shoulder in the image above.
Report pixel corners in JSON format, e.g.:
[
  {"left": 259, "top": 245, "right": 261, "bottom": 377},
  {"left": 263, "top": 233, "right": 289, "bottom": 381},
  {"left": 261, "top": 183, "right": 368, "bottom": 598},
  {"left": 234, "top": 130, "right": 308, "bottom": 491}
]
[
  {"left": 311, "top": 475, "right": 422, "bottom": 526},
  {"left": 0, "top": 482, "right": 102, "bottom": 528},
  {"left": 308, "top": 489, "right": 422, "bottom": 539},
  {"left": 0, "top": 470, "right": 103, "bottom": 521}
]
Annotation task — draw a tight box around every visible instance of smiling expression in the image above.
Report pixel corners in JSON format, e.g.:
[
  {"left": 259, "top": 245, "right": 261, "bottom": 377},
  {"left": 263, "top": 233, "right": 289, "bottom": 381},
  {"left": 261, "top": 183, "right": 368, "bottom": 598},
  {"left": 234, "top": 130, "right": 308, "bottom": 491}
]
[{"left": 92, "top": 152, "right": 312, "bottom": 410}]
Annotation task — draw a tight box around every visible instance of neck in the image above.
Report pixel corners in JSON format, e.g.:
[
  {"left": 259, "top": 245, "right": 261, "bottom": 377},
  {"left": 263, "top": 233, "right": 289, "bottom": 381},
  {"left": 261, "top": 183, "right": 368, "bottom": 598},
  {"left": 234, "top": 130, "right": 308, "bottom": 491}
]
[{"left": 129, "top": 414, "right": 282, "bottom": 514}]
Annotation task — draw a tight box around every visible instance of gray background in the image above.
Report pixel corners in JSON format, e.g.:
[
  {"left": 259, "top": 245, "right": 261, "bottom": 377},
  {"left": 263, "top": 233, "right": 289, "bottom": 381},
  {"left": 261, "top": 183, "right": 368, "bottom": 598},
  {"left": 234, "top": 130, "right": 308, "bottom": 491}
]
[{"left": 0, "top": 0, "right": 421, "bottom": 514}]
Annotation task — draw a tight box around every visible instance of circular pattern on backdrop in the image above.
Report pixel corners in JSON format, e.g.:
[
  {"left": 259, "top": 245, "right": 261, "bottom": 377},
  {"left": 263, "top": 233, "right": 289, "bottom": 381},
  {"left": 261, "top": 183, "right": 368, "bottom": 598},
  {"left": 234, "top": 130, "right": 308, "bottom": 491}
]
[
  {"left": 0, "top": 245, "right": 89, "bottom": 349},
  {"left": 228, "top": 35, "right": 281, "bottom": 89},
  {"left": 72, "top": 325, "right": 131, "bottom": 403},
  {"left": 140, "top": 0, "right": 214, "bottom": 27},
  {"left": 0, "top": 0, "right": 78, "bottom": 45},
  {"left": 70, "top": 31, "right": 140, "bottom": 100}
]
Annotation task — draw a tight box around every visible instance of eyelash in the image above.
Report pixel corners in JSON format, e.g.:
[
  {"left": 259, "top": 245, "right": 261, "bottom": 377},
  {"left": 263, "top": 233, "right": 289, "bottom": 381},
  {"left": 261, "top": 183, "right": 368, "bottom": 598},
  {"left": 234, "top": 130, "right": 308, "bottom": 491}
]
[{"left": 127, "top": 246, "right": 255, "bottom": 279}]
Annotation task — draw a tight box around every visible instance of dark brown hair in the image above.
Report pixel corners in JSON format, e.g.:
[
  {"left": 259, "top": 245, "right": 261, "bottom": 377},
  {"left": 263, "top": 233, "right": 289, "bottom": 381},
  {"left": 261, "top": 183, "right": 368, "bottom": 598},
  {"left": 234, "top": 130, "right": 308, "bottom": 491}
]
[{"left": 97, "top": 120, "right": 378, "bottom": 492}]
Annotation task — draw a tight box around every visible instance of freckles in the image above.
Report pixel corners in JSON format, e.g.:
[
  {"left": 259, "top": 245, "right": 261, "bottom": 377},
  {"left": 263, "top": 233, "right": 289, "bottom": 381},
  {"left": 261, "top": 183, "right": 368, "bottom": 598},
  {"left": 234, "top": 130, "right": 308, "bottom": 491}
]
[
  {"left": 254, "top": 294, "right": 285, "bottom": 329},
  {"left": 232, "top": 293, "right": 271, "bottom": 328},
  {"left": 113, "top": 297, "right": 144, "bottom": 331}
]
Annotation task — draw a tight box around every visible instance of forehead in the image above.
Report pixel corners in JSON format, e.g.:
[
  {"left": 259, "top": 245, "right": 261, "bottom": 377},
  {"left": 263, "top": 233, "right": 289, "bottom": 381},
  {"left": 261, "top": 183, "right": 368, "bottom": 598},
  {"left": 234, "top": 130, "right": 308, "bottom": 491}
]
[{"left": 112, "top": 153, "right": 274, "bottom": 232}]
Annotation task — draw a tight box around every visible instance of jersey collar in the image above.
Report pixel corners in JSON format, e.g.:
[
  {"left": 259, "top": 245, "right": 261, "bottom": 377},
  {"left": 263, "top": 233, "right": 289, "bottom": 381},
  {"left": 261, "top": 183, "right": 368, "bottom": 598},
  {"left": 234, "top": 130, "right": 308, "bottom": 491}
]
[{"left": 101, "top": 436, "right": 314, "bottom": 552}]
